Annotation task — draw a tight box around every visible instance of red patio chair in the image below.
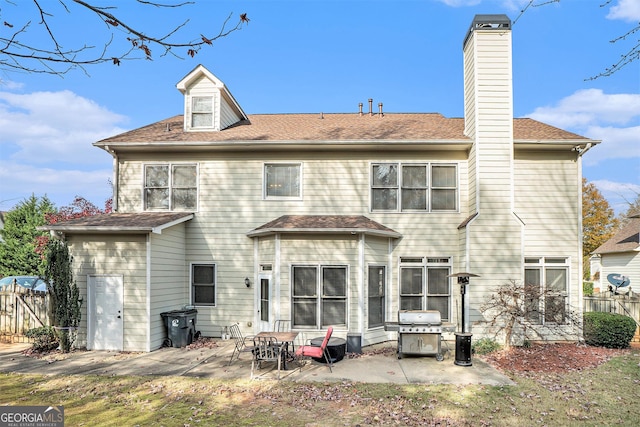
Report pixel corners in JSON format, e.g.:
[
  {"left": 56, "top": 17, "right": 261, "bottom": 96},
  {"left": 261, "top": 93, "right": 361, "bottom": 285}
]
[{"left": 294, "top": 326, "right": 333, "bottom": 372}]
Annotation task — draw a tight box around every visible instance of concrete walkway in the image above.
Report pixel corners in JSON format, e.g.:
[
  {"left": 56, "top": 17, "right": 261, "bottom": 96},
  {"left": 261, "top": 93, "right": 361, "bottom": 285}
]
[{"left": 0, "top": 340, "right": 515, "bottom": 386}]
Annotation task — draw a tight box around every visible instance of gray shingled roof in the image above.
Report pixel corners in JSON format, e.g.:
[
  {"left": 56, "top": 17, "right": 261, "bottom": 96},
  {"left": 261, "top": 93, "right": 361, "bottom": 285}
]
[
  {"left": 593, "top": 217, "right": 640, "bottom": 254},
  {"left": 95, "top": 113, "right": 590, "bottom": 146},
  {"left": 40, "top": 212, "right": 193, "bottom": 234},
  {"left": 247, "top": 215, "right": 401, "bottom": 238}
]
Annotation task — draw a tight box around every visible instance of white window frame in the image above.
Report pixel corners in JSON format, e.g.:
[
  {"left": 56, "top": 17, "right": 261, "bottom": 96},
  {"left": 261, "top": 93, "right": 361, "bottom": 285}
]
[
  {"left": 190, "top": 263, "right": 216, "bottom": 307},
  {"left": 524, "top": 257, "right": 570, "bottom": 325},
  {"left": 398, "top": 257, "right": 452, "bottom": 321},
  {"left": 190, "top": 96, "right": 214, "bottom": 129},
  {"left": 143, "top": 163, "right": 198, "bottom": 211},
  {"left": 291, "top": 264, "right": 348, "bottom": 329},
  {"left": 367, "top": 265, "right": 386, "bottom": 329},
  {"left": 370, "top": 162, "right": 458, "bottom": 212},
  {"left": 263, "top": 163, "right": 302, "bottom": 200}
]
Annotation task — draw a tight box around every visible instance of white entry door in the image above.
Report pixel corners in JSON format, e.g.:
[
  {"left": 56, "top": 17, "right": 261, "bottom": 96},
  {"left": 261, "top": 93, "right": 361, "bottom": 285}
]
[
  {"left": 88, "top": 275, "right": 124, "bottom": 351},
  {"left": 257, "top": 274, "right": 272, "bottom": 332}
]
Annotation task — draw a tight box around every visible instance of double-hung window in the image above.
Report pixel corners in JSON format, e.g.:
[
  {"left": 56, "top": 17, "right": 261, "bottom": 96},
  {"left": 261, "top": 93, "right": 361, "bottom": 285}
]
[
  {"left": 264, "top": 163, "right": 301, "bottom": 199},
  {"left": 192, "top": 264, "right": 215, "bottom": 306},
  {"left": 144, "top": 163, "right": 197, "bottom": 211},
  {"left": 399, "top": 257, "right": 451, "bottom": 321},
  {"left": 371, "top": 163, "right": 457, "bottom": 212},
  {"left": 292, "top": 265, "right": 347, "bottom": 328},
  {"left": 524, "top": 257, "right": 569, "bottom": 324},
  {"left": 191, "top": 96, "right": 214, "bottom": 128},
  {"left": 368, "top": 266, "right": 386, "bottom": 328}
]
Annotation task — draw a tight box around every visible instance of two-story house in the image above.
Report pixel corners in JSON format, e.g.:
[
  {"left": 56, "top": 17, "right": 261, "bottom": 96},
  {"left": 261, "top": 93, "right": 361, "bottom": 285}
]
[{"left": 44, "top": 15, "right": 597, "bottom": 352}]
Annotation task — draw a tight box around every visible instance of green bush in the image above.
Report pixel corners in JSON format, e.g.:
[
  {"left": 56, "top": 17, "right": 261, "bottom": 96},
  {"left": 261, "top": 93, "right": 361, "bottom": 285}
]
[
  {"left": 472, "top": 337, "right": 501, "bottom": 355},
  {"left": 25, "top": 326, "right": 59, "bottom": 352},
  {"left": 583, "top": 312, "right": 637, "bottom": 348},
  {"left": 583, "top": 281, "right": 594, "bottom": 296}
]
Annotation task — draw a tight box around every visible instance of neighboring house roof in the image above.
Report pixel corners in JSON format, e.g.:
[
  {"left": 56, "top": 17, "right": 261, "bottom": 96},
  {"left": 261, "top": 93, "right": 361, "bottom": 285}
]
[
  {"left": 593, "top": 217, "right": 640, "bottom": 254},
  {"left": 39, "top": 212, "right": 193, "bottom": 235},
  {"left": 247, "top": 215, "right": 402, "bottom": 238},
  {"left": 95, "top": 113, "right": 591, "bottom": 148}
]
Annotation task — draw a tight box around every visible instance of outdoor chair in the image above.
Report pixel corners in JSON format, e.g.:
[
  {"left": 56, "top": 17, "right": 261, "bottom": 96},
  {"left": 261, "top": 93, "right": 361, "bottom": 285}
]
[
  {"left": 251, "top": 335, "right": 283, "bottom": 380},
  {"left": 273, "top": 319, "right": 294, "bottom": 358},
  {"left": 273, "top": 319, "right": 291, "bottom": 332},
  {"left": 294, "top": 326, "right": 333, "bottom": 372},
  {"left": 228, "top": 323, "right": 255, "bottom": 365}
]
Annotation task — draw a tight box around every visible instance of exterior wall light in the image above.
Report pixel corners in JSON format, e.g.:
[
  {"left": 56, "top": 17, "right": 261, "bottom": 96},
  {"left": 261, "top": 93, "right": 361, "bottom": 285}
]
[{"left": 244, "top": 277, "right": 251, "bottom": 288}]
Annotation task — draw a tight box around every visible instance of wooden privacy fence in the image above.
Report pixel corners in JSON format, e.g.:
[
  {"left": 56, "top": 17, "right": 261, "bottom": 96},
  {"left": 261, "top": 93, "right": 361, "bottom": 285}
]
[
  {"left": 0, "top": 284, "right": 50, "bottom": 343},
  {"left": 583, "top": 295, "right": 640, "bottom": 342}
]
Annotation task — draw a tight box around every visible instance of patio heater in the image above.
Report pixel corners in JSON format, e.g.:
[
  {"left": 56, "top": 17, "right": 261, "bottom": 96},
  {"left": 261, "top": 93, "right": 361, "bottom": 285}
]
[{"left": 448, "top": 272, "right": 479, "bottom": 366}]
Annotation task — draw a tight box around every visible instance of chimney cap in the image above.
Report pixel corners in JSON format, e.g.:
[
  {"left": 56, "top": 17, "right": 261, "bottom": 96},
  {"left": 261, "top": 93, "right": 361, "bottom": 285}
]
[{"left": 463, "top": 14, "right": 511, "bottom": 48}]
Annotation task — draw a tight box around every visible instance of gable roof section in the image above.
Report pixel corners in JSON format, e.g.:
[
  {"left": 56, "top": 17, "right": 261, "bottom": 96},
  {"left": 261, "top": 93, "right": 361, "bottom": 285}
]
[
  {"left": 95, "top": 114, "right": 593, "bottom": 149},
  {"left": 247, "top": 215, "right": 401, "bottom": 238},
  {"left": 40, "top": 212, "right": 193, "bottom": 235},
  {"left": 593, "top": 217, "right": 640, "bottom": 254}
]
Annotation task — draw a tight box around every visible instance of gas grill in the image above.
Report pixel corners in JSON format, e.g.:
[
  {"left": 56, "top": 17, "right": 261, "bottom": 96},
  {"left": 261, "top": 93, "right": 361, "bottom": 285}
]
[{"left": 396, "top": 310, "right": 444, "bottom": 361}]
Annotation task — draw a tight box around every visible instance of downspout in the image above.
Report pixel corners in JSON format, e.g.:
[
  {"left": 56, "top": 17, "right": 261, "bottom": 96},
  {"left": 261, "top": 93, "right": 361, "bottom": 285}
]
[
  {"left": 104, "top": 145, "right": 119, "bottom": 212},
  {"left": 574, "top": 142, "right": 593, "bottom": 327}
]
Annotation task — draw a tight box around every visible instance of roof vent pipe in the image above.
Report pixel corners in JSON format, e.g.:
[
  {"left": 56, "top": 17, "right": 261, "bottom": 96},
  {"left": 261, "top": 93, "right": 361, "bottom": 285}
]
[
  {"left": 378, "top": 102, "right": 383, "bottom": 117},
  {"left": 368, "top": 98, "right": 373, "bottom": 116},
  {"left": 359, "top": 103, "right": 363, "bottom": 116}
]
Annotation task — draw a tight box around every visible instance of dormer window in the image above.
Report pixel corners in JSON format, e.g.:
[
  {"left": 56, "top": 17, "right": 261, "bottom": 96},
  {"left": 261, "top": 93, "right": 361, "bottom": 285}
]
[
  {"left": 177, "top": 65, "right": 248, "bottom": 132},
  {"left": 192, "top": 96, "right": 213, "bottom": 128}
]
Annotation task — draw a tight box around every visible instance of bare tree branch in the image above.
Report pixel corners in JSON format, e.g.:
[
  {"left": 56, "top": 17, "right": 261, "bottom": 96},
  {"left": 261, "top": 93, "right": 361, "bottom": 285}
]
[{"left": 0, "top": 0, "right": 249, "bottom": 75}]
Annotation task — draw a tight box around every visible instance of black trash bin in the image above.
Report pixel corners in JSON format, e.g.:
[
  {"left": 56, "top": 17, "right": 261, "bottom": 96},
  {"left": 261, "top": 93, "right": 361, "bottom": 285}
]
[
  {"left": 160, "top": 309, "right": 198, "bottom": 348},
  {"left": 454, "top": 332, "right": 472, "bottom": 366}
]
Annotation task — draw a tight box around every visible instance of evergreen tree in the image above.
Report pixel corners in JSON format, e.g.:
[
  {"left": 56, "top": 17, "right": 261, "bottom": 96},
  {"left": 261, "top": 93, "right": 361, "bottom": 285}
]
[
  {"left": 0, "top": 195, "right": 56, "bottom": 277},
  {"left": 44, "top": 238, "right": 82, "bottom": 352}
]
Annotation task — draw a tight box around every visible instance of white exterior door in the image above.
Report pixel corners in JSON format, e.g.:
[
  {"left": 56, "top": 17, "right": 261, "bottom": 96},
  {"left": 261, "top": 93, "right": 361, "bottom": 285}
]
[
  {"left": 257, "top": 274, "right": 272, "bottom": 332},
  {"left": 88, "top": 274, "right": 124, "bottom": 351}
]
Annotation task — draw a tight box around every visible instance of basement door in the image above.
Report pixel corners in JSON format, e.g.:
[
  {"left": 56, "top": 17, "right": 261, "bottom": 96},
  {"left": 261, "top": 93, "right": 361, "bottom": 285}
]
[{"left": 88, "top": 274, "right": 124, "bottom": 351}]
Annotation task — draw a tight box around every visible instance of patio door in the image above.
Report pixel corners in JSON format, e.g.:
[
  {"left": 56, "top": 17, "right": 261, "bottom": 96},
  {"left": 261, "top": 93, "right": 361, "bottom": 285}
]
[
  {"left": 88, "top": 274, "right": 123, "bottom": 351},
  {"left": 257, "top": 273, "right": 272, "bottom": 332}
]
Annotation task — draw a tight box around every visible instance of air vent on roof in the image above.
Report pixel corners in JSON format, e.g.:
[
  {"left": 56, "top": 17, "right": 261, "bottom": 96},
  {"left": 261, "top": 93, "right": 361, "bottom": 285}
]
[{"left": 359, "top": 99, "right": 383, "bottom": 117}]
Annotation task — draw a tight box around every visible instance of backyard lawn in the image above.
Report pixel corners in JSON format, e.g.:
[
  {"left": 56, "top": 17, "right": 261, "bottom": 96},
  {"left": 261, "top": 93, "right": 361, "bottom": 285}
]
[{"left": 1, "top": 344, "right": 638, "bottom": 426}]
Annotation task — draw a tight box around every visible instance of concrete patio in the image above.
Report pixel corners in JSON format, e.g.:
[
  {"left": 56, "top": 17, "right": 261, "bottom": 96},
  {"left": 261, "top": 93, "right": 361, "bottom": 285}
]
[{"left": 0, "top": 339, "right": 514, "bottom": 385}]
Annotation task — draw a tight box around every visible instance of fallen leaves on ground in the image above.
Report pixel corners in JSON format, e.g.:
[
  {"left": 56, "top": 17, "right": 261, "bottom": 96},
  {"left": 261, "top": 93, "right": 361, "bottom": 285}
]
[{"left": 480, "top": 343, "right": 629, "bottom": 376}]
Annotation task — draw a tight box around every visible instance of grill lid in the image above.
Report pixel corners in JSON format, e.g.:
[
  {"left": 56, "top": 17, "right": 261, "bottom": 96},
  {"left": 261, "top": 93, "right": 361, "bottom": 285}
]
[{"left": 398, "top": 310, "right": 442, "bottom": 325}]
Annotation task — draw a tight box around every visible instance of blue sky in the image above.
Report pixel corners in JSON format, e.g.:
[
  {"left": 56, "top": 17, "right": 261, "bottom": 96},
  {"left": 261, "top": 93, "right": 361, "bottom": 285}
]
[{"left": 1, "top": 0, "right": 638, "bottom": 215}]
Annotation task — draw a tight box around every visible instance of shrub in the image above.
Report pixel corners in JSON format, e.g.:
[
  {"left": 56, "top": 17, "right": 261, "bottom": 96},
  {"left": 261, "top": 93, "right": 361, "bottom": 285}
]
[
  {"left": 472, "top": 337, "right": 501, "bottom": 355},
  {"left": 583, "top": 312, "right": 637, "bottom": 348},
  {"left": 583, "top": 281, "right": 594, "bottom": 296},
  {"left": 25, "top": 326, "right": 58, "bottom": 352}
]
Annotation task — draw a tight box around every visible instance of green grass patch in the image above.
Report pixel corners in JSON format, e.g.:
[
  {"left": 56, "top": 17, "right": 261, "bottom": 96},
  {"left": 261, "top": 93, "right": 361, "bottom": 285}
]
[{"left": 1, "top": 349, "right": 639, "bottom": 426}]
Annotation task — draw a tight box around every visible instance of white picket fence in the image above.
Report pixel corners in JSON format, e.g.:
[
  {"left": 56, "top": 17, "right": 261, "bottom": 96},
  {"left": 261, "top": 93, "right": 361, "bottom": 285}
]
[
  {"left": 583, "top": 295, "right": 640, "bottom": 342},
  {"left": 0, "top": 284, "right": 50, "bottom": 343}
]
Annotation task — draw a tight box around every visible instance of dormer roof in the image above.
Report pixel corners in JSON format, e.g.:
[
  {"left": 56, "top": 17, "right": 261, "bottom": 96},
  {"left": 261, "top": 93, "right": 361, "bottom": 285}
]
[{"left": 176, "top": 64, "right": 248, "bottom": 132}]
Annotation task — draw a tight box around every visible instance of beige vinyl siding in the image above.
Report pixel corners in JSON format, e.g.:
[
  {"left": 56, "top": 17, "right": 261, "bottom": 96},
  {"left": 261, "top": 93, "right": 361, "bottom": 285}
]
[
  {"left": 514, "top": 150, "right": 581, "bottom": 255},
  {"left": 220, "top": 92, "right": 243, "bottom": 130},
  {"left": 117, "top": 150, "right": 470, "bottom": 339},
  {"left": 149, "top": 223, "right": 188, "bottom": 350},
  {"left": 601, "top": 253, "right": 639, "bottom": 293},
  {"left": 184, "top": 75, "right": 219, "bottom": 131},
  {"left": 67, "top": 234, "right": 147, "bottom": 351},
  {"left": 463, "top": 33, "right": 476, "bottom": 138}
]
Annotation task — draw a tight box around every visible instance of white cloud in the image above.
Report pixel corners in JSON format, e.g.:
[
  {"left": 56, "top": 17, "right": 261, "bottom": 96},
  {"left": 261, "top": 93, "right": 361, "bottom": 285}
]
[
  {"left": 527, "top": 89, "right": 640, "bottom": 128},
  {"left": 527, "top": 89, "right": 640, "bottom": 163},
  {"left": 583, "top": 125, "right": 640, "bottom": 164},
  {"left": 0, "top": 89, "right": 127, "bottom": 209},
  {"left": 607, "top": 0, "right": 640, "bottom": 21},
  {"left": 0, "top": 90, "right": 128, "bottom": 165},
  {"left": 435, "top": 0, "right": 482, "bottom": 7},
  {"left": 592, "top": 179, "right": 640, "bottom": 215},
  {"left": 0, "top": 162, "right": 113, "bottom": 209}
]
